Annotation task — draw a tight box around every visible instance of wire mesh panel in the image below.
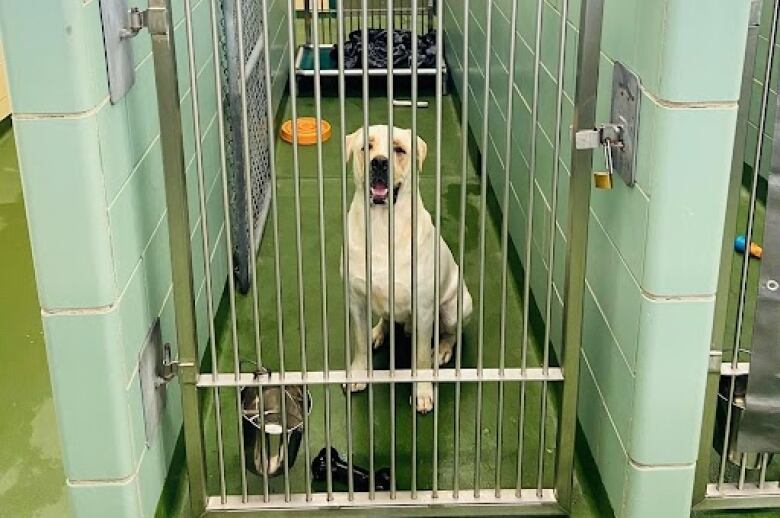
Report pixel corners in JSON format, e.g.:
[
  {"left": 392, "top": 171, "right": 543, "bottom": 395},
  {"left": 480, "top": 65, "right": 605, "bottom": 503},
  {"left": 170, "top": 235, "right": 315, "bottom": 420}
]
[
  {"left": 694, "top": 0, "right": 780, "bottom": 511},
  {"left": 221, "top": 0, "right": 272, "bottom": 294},
  {"left": 148, "top": 0, "right": 605, "bottom": 515}
]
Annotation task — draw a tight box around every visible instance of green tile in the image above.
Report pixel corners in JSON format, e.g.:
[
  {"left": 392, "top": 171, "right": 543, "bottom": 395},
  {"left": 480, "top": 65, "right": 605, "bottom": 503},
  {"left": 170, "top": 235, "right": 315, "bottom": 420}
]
[
  {"left": 539, "top": 1, "right": 563, "bottom": 78},
  {"left": 43, "top": 309, "right": 135, "bottom": 480},
  {"left": 0, "top": 0, "right": 107, "bottom": 114},
  {"left": 599, "top": 0, "right": 750, "bottom": 103},
  {"left": 582, "top": 289, "right": 635, "bottom": 444},
  {"left": 622, "top": 463, "right": 695, "bottom": 518},
  {"left": 191, "top": 0, "right": 216, "bottom": 75},
  {"left": 126, "top": 57, "right": 162, "bottom": 168},
  {"left": 142, "top": 217, "right": 173, "bottom": 317},
  {"left": 136, "top": 380, "right": 183, "bottom": 518},
  {"left": 642, "top": 103, "right": 738, "bottom": 296},
  {"left": 108, "top": 139, "right": 166, "bottom": 292},
  {"left": 98, "top": 98, "right": 134, "bottom": 202},
  {"left": 648, "top": 0, "right": 750, "bottom": 102},
  {"left": 579, "top": 354, "right": 628, "bottom": 513},
  {"left": 119, "top": 261, "right": 154, "bottom": 384},
  {"left": 195, "top": 56, "right": 218, "bottom": 133},
  {"left": 127, "top": 370, "right": 148, "bottom": 467},
  {"left": 15, "top": 115, "right": 116, "bottom": 309},
  {"left": 629, "top": 295, "right": 713, "bottom": 465},
  {"left": 68, "top": 480, "right": 142, "bottom": 518},
  {"left": 585, "top": 215, "right": 643, "bottom": 368}
]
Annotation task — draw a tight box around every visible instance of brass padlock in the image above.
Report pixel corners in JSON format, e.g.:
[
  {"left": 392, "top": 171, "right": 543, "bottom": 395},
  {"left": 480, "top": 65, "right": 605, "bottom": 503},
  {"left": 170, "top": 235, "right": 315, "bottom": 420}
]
[
  {"left": 594, "top": 139, "right": 615, "bottom": 190},
  {"left": 593, "top": 171, "right": 613, "bottom": 190}
]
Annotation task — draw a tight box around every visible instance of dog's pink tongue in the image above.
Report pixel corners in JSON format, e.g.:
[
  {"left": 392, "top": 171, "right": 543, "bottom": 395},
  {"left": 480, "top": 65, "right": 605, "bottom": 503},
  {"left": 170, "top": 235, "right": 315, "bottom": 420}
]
[{"left": 371, "top": 185, "right": 388, "bottom": 196}]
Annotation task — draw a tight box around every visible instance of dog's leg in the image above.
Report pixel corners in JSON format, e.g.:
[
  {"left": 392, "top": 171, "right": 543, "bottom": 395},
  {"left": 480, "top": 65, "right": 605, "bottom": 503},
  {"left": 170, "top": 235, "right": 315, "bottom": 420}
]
[
  {"left": 434, "top": 332, "right": 455, "bottom": 366},
  {"left": 371, "top": 317, "right": 389, "bottom": 350},
  {"left": 346, "top": 298, "right": 369, "bottom": 393},
  {"left": 413, "top": 318, "right": 435, "bottom": 414}
]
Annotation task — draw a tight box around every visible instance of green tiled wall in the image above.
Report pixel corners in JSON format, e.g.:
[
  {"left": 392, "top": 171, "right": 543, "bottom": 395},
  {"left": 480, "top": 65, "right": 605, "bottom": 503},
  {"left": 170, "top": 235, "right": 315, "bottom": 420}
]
[
  {"left": 444, "top": 0, "right": 748, "bottom": 516},
  {"left": 0, "top": 0, "right": 288, "bottom": 516}
]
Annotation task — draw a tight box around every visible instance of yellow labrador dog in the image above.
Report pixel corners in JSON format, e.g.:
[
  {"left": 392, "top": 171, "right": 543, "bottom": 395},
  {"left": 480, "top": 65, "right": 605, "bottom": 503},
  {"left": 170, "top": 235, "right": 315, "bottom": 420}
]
[{"left": 343, "top": 125, "right": 473, "bottom": 414}]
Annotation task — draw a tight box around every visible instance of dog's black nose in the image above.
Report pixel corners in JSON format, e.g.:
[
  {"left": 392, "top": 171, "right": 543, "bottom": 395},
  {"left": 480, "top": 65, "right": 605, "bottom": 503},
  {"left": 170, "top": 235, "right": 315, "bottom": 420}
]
[{"left": 370, "top": 156, "right": 389, "bottom": 171}]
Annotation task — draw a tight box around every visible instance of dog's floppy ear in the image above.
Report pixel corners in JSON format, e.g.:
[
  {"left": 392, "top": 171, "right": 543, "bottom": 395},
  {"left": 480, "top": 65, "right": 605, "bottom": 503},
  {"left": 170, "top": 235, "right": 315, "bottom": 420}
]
[
  {"left": 345, "top": 128, "right": 362, "bottom": 163},
  {"left": 416, "top": 135, "right": 428, "bottom": 170}
]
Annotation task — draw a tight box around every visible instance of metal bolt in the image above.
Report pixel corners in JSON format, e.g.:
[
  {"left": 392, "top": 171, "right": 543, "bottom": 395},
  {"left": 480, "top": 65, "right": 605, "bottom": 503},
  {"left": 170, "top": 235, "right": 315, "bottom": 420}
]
[{"left": 767, "top": 279, "right": 779, "bottom": 291}]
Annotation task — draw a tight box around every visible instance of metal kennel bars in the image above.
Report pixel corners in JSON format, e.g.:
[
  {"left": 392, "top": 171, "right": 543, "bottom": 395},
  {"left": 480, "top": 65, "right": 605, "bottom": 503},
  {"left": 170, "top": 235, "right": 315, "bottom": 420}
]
[
  {"left": 693, "top": 0, "right": 780, "bottom": 511},
  {"left": 295, "top": 0, "right": 441, "bottom": 78},
  {"left": 144, "top": 0, "right": 607, "bottom": 514}
]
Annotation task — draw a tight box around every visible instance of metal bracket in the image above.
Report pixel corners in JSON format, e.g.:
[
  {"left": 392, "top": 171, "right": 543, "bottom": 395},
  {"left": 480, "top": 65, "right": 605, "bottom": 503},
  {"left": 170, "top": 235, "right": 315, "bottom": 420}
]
[
  {"left": 99, "top": 1, "right": 170, "bottom": 102},
  {"left": 138, "top": 319, "right": 175, "bottom": 446},
  {"left": 574, "top": 61, "right": 640, "bottom": 188}
]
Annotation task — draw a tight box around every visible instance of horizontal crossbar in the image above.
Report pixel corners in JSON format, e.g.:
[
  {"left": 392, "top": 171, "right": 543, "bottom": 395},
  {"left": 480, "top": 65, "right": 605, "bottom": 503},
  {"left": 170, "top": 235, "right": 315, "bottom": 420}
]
[{"left": 197, "top": 367, "right": 564, "bottom": 388}]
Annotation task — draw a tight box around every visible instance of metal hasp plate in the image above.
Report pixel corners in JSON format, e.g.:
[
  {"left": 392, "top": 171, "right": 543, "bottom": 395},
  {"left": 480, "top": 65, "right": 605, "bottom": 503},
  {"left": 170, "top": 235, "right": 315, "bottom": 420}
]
[
  {"left": 139, "top": 319, "right": 166, "bottom": 446},
  {"left": 610, "top": 62, "right": 640, "bottom": 187},
  {"left": 99, "top": 0, "right": 136, "bottom": 103}
]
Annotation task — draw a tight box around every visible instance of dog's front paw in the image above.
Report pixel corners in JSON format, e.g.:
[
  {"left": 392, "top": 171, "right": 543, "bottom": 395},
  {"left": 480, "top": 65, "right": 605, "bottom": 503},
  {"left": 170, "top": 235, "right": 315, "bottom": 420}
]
[
  {"left": 371, "top": 323, "right": 386, "bottom": 350},
  {"left": 343, "top": 362, "right": 368, "bottom": 393},
  {"left": 413, "top": 382, "right": 434, "bottom": 414},
  {"left": 344, "top": 381, "right": 367, "bottom": 393},
  {"left": 433, "top": 340, "right": 454, "bottom": 366}
]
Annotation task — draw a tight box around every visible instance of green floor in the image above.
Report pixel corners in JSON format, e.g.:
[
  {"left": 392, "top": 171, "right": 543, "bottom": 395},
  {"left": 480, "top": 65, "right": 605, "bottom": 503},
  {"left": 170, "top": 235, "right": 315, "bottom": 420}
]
[{"left": 0, "top": 121, "right": 69, "bottom": 516}]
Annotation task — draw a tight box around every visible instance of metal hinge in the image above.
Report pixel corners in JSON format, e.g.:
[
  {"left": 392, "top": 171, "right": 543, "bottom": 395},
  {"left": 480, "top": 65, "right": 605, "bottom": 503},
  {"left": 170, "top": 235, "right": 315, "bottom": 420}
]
[
  {"left": 120, "top": 7, "right": 147, "bottom": 39},
  {"left": 157, "top": 342, "right": 180, "bottom": 387},
  {"left": 121, "top": 6, "right": 169, "bottom": 39},
  {"left": 100, "top": 1, "right": 171, "bottom": 102}
]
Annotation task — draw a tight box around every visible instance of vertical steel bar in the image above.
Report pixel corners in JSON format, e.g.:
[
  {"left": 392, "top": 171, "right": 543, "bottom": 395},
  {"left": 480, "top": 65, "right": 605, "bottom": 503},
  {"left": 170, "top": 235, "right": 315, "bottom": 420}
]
[
  {"left": 538, "top": 0, "right": 570, "bottom": 496},
  {"left": 453, "top": 0, "right": 470, "bottom": 498},
  {"left": 311, "top": 0, "right": 331, "bottom": 500},
  {"left": 386, "top": 0, "right": 398, "bottom": 500},
  {"left": 148, "top": 0, "right": 208, "bottom": 512},
  {"left": 738, "top": 453, "right": 748, "bottom": 489},
  {"left": 235, "top": 0, "right": 270, "bottom": 499},
  {"left": 336, "top": 0, "right": 356, "bottom": 499},
  {"left": 360, "top": 0, "right": 376, "bottom": 498},
  {"left": 693, "top": 0, "right": 763, "bottom": 503},
  {"left": 496, "top": 0, "right": 519, "bottom": 498},
  {"left": 258, "top": 0, "right": 291, "bottom": 500},
  {"left": 759, "top": 453, "right": 769, "bottom": 489},
  {"left": 474, "top": 0, "right": 493, "bottom": 497},
  {"left": 286, "top": 0, "right": 315, "bottom": 500},
  {"left": 718, "top": 0, "right": 780, "bottom": 489},
  {"left": 183, "top": 0, "right": 226, "bottom": 501},
  {"left": 411, "top": 0, "right": 420, "bottom": 500},
  {"left": 517, "top": 0, "right": 544, "bottom": 496},
  {"left": 432, "top": 0, "right": 444, "bottom": 499},
  {"left": 209, "top": 0, "right": 245, "bottom": 505},
  {"left": 554, "top": 0, "right": 606, "bottom": 510}
]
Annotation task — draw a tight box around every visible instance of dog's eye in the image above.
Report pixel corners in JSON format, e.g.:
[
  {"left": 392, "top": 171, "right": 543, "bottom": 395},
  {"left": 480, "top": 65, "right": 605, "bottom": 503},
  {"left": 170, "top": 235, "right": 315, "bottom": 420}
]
[
  {"left": 394, "top": 145, "right": 406, "bottom": 155},
  {"left": 363, "top": 143, "right": 373, "bottom": 153}
]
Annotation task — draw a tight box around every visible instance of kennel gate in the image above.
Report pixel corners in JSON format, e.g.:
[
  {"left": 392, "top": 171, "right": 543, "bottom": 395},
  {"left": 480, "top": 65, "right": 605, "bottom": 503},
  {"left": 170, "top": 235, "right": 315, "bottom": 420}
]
[
  {"left": 693, "top": 0, "right": 780, "bottom": 511},
  {"left": 140, "top": 0, "right": 608, "bottom": 514}
]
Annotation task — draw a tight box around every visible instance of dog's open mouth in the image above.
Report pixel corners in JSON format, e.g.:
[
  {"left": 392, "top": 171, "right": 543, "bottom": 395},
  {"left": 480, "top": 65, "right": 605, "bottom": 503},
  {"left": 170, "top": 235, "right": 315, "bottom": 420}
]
[{"left": 370, "top": 181, "right": 401, "bottom": 205}]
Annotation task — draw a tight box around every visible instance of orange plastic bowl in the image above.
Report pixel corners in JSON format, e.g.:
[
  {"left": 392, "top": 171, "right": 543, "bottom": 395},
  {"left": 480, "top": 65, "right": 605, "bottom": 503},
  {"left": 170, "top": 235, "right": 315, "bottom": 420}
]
[{"left": 280, "top": 117, "right": 332, "bottom": 145}]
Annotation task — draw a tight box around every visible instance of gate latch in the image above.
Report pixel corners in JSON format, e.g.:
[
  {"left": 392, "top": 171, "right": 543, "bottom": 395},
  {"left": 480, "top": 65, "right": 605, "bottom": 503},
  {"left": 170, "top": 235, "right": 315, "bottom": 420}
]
[
  {"left": 575, "top": 124, "right": 624, "bottom": 190},
  {"left": 575, "top": 62, "right": 640, "bottom": 189}
]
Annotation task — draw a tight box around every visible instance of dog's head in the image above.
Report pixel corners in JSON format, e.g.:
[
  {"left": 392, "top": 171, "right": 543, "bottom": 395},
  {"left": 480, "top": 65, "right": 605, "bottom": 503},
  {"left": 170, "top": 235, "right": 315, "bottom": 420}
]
[{"left": 345, "top": 125, "right": 428, "bottom": 206}]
